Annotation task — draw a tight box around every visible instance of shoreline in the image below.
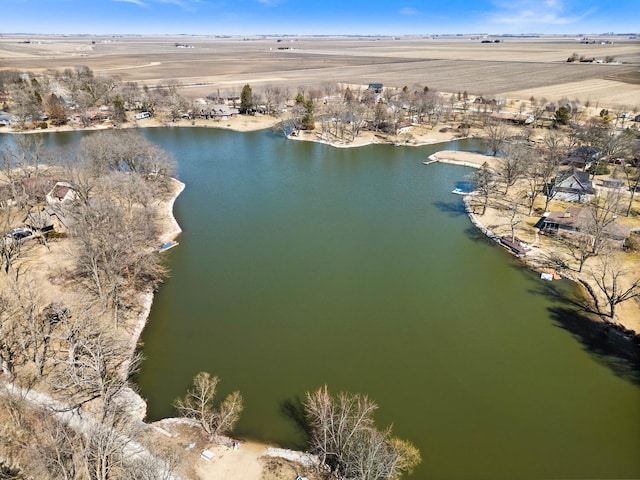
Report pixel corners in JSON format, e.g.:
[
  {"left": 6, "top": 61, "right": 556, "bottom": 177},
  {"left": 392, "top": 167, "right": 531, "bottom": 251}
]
[
  {"left": 0, "top": 114, "right": 283, "bottom": 136},
  {"left": 424, "top": 151, "right": 639, "bottom": 337},
  {"left": 0, "top": 114, "right": 472, "bottom": 148},
  {"left": 124, "top": 177, "right": 186, "bottom": 420}
]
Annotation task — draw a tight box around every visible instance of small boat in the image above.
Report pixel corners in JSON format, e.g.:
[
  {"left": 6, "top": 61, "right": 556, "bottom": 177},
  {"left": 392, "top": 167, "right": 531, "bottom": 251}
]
[
  {"left": 159, "top": 240, "right": 179, "bottom": 252},
  {"left": 451, "top": 188, "right": 466, "bottom": 195}
]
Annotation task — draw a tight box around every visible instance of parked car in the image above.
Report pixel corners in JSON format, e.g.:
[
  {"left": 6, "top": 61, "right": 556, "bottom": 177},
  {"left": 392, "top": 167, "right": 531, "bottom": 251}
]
[{"left": 7, "top": 227, "right": 33, "bottom": 240}]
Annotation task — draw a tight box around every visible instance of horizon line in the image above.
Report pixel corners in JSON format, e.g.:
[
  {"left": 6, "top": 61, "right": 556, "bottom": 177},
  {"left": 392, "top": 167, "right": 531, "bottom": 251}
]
[{"left": 2, "top": 31, "right": 638, "bottom": 37}]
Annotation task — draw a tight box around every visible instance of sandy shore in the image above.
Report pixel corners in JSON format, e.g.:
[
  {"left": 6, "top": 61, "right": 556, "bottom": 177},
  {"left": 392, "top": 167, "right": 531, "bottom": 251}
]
[
  {"left": 1, "top": 112, "right": 470, "bottom": 147},
  {"left": 425, "top": 150, "right": 501, "bottom": 170},
  {"left": 194, "top": 440, "right": 265, "bottom": 480},
  {"left": 0, "top": 113, "right": 282, "bottom": 136}
]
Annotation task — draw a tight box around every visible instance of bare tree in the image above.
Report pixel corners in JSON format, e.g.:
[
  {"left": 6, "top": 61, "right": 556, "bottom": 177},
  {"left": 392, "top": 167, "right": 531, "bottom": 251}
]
[
  {"left": 525, "top": 155, "right": 547, "bottom": 216},
  {"left": 372, "top": 100, "right": 388, "bottom": 133},
  {"left": 304, "top": 385, "right": 421, "bottom": 480},
  {"left": 483, "top": 120, "right": 510, "bottom": 156},
  {"left": 556, "top": 190, "right": 624, "bottom": 272},
  {"left": 348, "top": 105, "right": 367, "bottom": 142},
  {"left": 585, "top": 255, "right": 640, "bottom": 319},
  {"left": 387, "top": 98, "right": 404, "bottom": 136},
  {"left": 262, "top": 84, "right": 279, "bottom": 115},
  {"left": 173, "top": 371, "right": 244, "bottom": 439},
  {"left": 1, "top": 135, "right": 49, "bottom": 208},
  {"left": 127, "top": 445, "right": 180, "bottom": 480},
  {"left": 9, "top": 82, "right": 43, "bottom": 130},
  {"left": 2, "top": 276, "right": 54, "bottom": 377},
  {"left": 419, "top": 90, "right": 443, "bottom": 127},
  {"left": 50, "top": 308, "right": 141, "bottom": 420},
  {"left": 118, "top": 81, "right": 142, "bottom": 110},
  {"left": 0, "top": 293, "right": 20, "bottom": 378},
  {"left": 498, "top": 142, "right": 530, "bottom": 194},
  {"left": 34, "top": 410, "right": 81, "bottom": 480},
  {"left": 622, "top": 140, "right": 640, "bottom": 216},
  {"left": 79, "top": 408, "right": 135, "bottom": 480},
  {"left": 68, "top": 198, "right": 165, "bottom": 326},
  {"left": 321, "top": 81, "right": 337, "bottom": 104},
  {"left": 540, "top": 131, "right": 567, "bottom": 212},
  {"left": 584, "top": 189, "right": 624, "bottom": 255},
  {"left": 558, "top": 230, "right": 599, "bottom": 274},
  {"left": 79, "top": 130, "right": 176, "bottom": 180},
  {"left": 0, "top": 230, "right": 28, "bottom": 275},
  {"left": 506, "top": 200, "right": 523, "bottom": 243},
  {"left": 472, "top": 162, "right": 495, "bottom": 215}
]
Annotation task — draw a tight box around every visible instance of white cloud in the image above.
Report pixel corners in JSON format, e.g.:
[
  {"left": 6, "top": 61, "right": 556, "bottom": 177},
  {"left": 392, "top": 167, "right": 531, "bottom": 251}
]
[
  {"left": 400, "top": 7, "right": 421, "bottom": 16},
  {"left": 157, "top": 0, "right": 205, "bottom": 7},
  {"left": 489, "top": 0, "right": 596, "bottom": 27},
  {"left": 112, "top": 0, "right": 209, "bottom": 9},
  {"left": 254, "top": 0, "right": 285, "bottom": 6},
  {"left": 112, "top": 0, "right": 148, "bottom": 6}
]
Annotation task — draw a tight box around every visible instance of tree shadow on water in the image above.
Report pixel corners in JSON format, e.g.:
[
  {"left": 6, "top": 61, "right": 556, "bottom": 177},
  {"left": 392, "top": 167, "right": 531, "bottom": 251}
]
[
  {"left": 528, "top": 277, "right": 592, "bottom": 312},
  {"left": 279, "top": 395, "right": 311, "bottom": 450},
  {"left": 548, "top": 305, "right": 640, "bottom": 386},
  {"left": 459, "top": 217, "right": 640, "bottom": 385},
  {"left": 433, "top": 199, "right": 466, "bottom": 217}
]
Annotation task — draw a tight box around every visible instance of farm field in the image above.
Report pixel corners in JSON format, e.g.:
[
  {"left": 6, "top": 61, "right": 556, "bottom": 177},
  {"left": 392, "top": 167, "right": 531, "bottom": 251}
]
[{"left": 1, "top": 34, "right": 639, "bottom": 108}]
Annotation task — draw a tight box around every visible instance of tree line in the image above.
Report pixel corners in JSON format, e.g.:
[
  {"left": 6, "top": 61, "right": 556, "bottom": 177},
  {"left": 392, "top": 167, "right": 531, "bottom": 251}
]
[{"left": 3, "top": 65, "right": 636, "bottom": 145}]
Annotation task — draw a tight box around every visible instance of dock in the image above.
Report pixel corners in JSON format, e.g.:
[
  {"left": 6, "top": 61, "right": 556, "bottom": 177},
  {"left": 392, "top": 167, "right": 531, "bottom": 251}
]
[
  {"left": 422, "top": 155, "right": 439, "bottom": 165},
  {"left": 159, "top": 240, "right": 179, "bottom": 252}
]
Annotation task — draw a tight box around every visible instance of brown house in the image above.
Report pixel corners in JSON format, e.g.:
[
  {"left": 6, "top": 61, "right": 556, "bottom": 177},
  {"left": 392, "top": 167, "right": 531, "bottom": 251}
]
[{"left": 538, "top": 206, "right": 632, "bottom": 241}]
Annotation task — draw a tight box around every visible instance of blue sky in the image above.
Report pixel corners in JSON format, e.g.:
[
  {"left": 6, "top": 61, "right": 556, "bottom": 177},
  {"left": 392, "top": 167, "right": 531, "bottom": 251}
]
[{"left": 3, "top": 0, "right": 638, "bottom": 35}]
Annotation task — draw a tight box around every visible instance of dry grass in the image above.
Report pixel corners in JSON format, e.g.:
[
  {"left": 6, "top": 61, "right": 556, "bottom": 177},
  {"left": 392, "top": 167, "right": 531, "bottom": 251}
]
[{"left": 1, "top": 35, "right": 639, "bottom": 109}]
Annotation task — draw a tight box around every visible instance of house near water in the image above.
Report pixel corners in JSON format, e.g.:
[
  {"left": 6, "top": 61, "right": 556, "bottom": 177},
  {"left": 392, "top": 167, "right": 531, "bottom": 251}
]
[{"left": 549, "top": 168, "right": 594, "bottom": 203}]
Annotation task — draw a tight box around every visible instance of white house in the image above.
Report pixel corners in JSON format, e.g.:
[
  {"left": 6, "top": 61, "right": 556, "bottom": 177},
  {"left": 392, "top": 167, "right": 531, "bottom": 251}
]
[{"left": 46, "top": 182, "right": 78, "bottom": 205}]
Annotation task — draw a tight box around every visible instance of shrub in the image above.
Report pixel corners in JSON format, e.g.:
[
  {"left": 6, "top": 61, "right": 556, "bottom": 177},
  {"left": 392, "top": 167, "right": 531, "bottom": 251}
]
[
  {"left": 588, "top": 163, "right": 610, "bottom": 176},
  {"left": 624, "top": 233, "right": 640, "bottom": 252}
]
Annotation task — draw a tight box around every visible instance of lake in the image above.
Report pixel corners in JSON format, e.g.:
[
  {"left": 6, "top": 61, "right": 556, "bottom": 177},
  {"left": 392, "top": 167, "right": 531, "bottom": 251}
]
[{"left": 2, "top": 128, "right": 639, "bottom": 479}]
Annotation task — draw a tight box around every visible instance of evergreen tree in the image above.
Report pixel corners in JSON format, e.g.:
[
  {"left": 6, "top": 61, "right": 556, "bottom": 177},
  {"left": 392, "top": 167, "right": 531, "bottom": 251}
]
[
  {"left": 300, "top": 97, "right": 315, "bottom": 130},
  {"left": 112, "top": 94, "right": 127, "bottom": 125},
  {"left": 554, "top": 106, "right": 571, "bottom": 125},
  {"left": 240, "top": 84, "right": 253, "bottom": 114}
]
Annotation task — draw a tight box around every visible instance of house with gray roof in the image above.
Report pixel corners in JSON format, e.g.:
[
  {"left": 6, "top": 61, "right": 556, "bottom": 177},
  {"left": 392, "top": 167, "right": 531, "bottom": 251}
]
[
  {"left": 551, "top": 168, "right": 594, "bottom": 203},
  {"left": 565, "top": 146, "right": 601, "bottom": 170}
]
